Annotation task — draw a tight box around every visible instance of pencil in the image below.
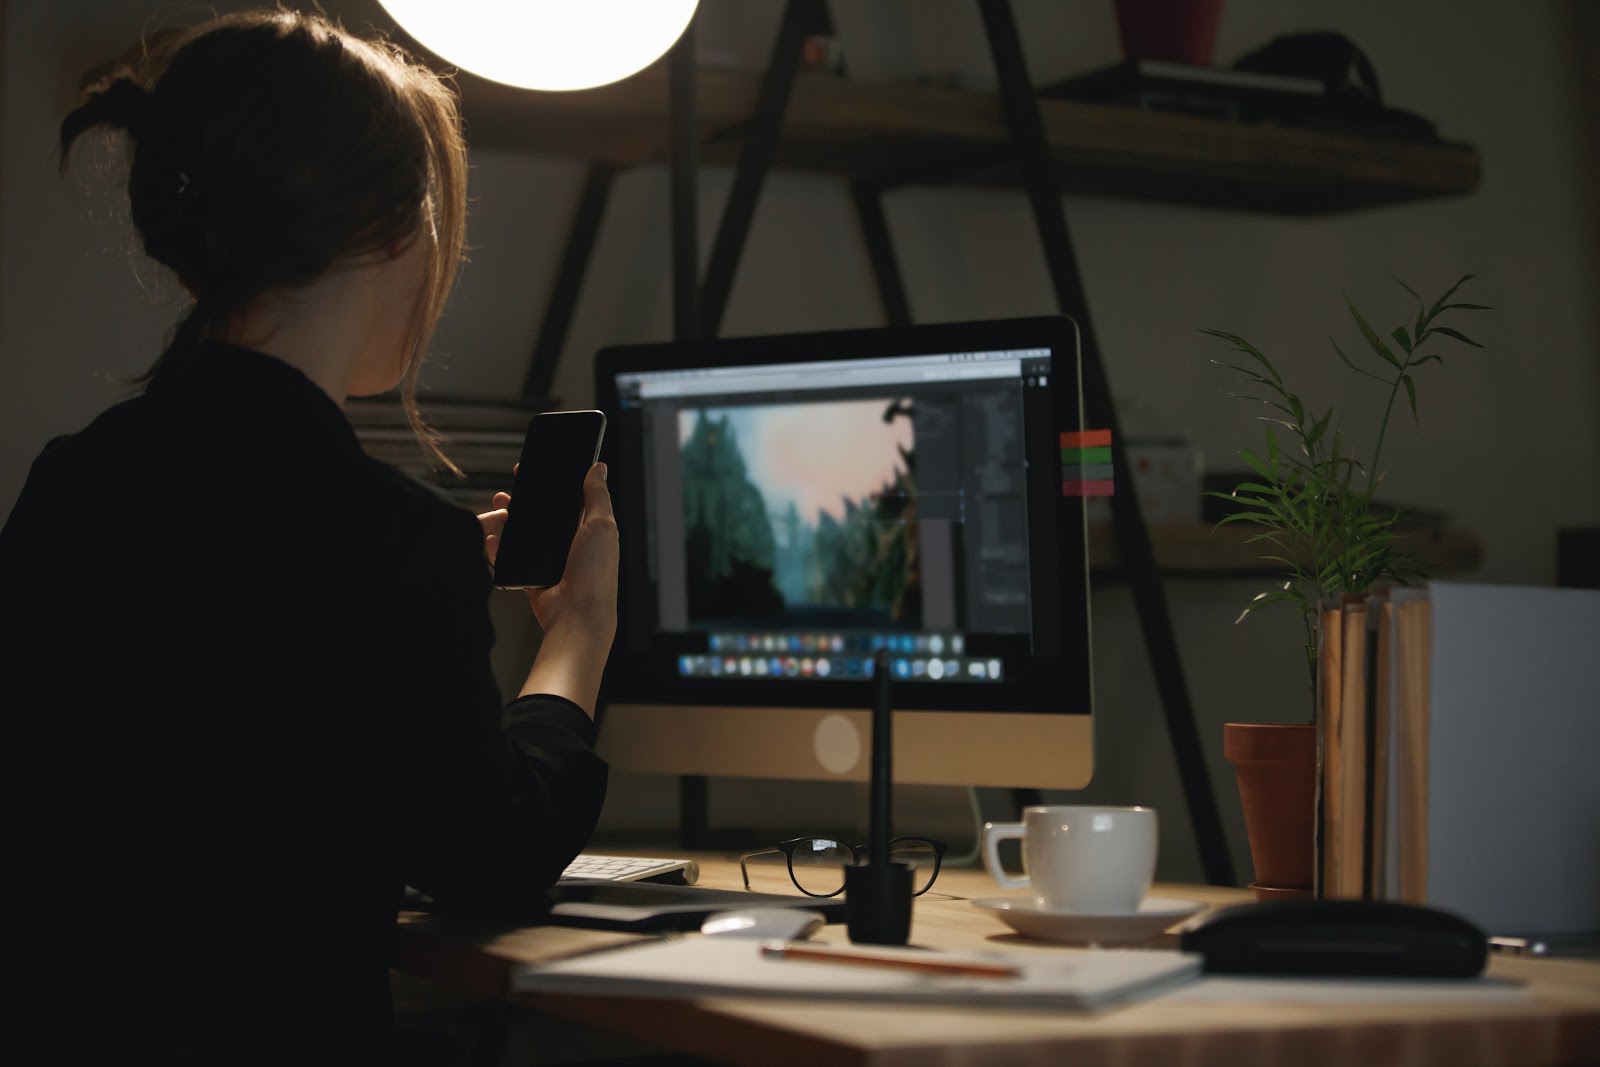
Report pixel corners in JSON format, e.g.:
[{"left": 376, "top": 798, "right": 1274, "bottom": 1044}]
[{"left": 760, "top": 943, "right": 1021, "bottom": 978}]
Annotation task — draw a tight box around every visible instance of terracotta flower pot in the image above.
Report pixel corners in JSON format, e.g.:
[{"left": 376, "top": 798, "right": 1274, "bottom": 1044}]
[
  {"left": 1224, "top": 722, "right": 1316, "bottom": 900},
  {"left": 1114, "top": 0, "right": 1226, "bottom": 65}
]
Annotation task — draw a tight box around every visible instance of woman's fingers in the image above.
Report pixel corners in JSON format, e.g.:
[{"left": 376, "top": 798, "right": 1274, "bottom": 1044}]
[
  {"left": 478, "top": 492, "right": 513, "bottom": 564},
  {"left": 529, "top": 464, "right": 618, "bottom": 631},
  {"left": 580, "top": 463, "right": 613, "bottom": 526}
]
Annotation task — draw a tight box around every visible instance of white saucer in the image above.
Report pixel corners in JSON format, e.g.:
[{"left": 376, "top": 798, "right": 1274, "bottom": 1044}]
[{"left": 972, "top": 896, "right": 1205, "bottom": 945}]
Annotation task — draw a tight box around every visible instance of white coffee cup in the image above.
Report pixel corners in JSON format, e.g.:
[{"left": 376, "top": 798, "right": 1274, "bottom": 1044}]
[{"left": 981, "top": 805, "right": 1157, "bottom": 913}]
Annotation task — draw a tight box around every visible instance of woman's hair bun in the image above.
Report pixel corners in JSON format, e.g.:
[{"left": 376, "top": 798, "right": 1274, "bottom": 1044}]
[
  {"left": 62, "top": 77, "right": 194, "bottom": 188},
  {"left": 61, "top": 75, "right": 207, "bottom": 279}
]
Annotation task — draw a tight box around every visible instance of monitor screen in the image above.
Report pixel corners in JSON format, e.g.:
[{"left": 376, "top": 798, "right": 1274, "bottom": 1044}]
[{"left": 592, "top": 315, "right": 1093, "bottom": 789}]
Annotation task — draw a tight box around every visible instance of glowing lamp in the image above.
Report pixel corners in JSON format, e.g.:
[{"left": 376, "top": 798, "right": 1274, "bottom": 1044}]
[{"left": 377, "top": 0, "right": 700, "bottom": 92}]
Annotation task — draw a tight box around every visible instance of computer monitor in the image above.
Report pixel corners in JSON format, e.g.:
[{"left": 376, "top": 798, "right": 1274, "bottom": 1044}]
[{"left": 592, "top": 315, "right": 1093, "bottom": 789}]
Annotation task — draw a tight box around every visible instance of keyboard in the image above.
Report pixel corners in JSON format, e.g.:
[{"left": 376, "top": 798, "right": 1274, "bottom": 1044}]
[{"left": 560, "top": 853, "right": 701, "bottom": 885}]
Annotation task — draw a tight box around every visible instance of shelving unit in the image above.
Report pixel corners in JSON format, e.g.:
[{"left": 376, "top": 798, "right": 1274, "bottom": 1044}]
[
  {"left": 1088, "top": 523, "right": 1481, "bottom": 576},
  {"left": 450, "top": 65, "right": 1480, "bottom": 215},
  {"left": 1104, "top": 524, "right": 1484, "bottom": 579},
  {"left": 379, "top": 0, "right": 1481, "bottom": 885}
]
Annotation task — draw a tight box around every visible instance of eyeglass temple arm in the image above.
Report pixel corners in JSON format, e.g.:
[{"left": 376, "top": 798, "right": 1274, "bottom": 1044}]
[{"left": 737, "top": 847, "right": 782, "bottom": 891}]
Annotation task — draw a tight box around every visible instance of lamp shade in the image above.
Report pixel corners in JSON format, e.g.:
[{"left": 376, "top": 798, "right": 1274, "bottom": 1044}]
[{"left": 377, "top": 0, "right": 700, "bottom": 92}]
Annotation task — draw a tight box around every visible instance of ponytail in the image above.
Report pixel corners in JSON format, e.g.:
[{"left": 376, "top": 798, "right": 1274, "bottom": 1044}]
[{"left": 61, "top": 76, "right": 215, "bottom": 380}]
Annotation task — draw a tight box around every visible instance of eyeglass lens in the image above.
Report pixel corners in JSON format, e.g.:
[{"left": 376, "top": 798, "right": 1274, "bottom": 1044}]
[
  {"left": 787, "top": 837, "right": 941, "bottom": 897},
  {"left": 890, "top": 838, "right": 942, "bottom": 895},
  {"left": 787, "top": 838, "right": 854, "bottom": 896}
]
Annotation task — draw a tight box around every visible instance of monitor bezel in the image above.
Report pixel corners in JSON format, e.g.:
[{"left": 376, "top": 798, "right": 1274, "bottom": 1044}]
[{"left": 590, "top": 315, "right": 1093, "bottom": 788}]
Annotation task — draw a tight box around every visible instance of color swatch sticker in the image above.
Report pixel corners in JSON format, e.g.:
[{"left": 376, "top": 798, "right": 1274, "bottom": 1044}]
[{"left": 1061, "top": 430, "right": 1114, "bottom": 497}]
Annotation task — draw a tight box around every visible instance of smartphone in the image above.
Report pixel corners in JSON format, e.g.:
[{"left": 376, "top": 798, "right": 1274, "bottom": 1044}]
[{"left": 492, "top": 409, "right": 606, "bottom": 589}]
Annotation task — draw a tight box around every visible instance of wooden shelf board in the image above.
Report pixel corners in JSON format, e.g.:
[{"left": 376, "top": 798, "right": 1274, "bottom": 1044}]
[
  {"left": 453, "top": 65, "right": 1481, "bottom": 216},
  {"left": 1088, "top": 522, "right": 1483, "bottom": 575}
]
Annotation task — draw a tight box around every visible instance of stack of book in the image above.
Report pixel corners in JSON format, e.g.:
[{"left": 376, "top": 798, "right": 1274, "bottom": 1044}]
[
  {"left": 1041, "top": 58, "right": 1326, "bottom": 124},
  {"left": 1316, "top": 588, "right": 1430, "bottom": 903},
  {"left": 1317, "top": 581, "right": 1599, "bottom": 938}
]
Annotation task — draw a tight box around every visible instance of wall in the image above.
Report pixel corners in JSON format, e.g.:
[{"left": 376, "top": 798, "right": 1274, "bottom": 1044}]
[{"left": 4, "top": 0, "right": 1596, "bottom": 884}]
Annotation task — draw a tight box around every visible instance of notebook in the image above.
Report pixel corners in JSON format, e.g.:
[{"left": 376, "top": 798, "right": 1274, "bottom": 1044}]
[
  {"left": 512, "top": 935, "right": 1201, "bottom": 1011},
  {"left": 543, "top": 880, "right": 846, "bottom": 931}
]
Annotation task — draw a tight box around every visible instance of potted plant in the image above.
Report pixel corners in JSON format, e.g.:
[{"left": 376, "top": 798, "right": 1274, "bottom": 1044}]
[{"left": 1202, "top": 274, "right": 1488, "bottom": 898}]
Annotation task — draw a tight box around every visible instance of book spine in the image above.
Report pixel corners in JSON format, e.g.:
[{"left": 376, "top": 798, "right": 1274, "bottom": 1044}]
[
  {"left": 1394, "top": 597, "right": 1432, "bottom": 905},
  {"left": 1334, "top": 593, "right": 1368, "bottom": 900},
  {"left": 1361, "top": 594, "right": 1388, "bottom": 900},
  {"left": 1317, "top": 602, "right": 1344, "bottom": 899},
  {"left": 1371, "top": 600, "right": 1395, "bottom": 899}
]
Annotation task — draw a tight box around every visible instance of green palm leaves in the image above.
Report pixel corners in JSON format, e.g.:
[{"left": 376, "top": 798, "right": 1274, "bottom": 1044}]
[{"left": 1203, "top": 275, "right": 1489, "bottom": 713}]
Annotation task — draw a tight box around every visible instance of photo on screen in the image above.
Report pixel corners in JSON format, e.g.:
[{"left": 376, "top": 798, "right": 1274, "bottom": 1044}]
[{"left": 678, "top": 398, "right": 921, "bottom": 629}]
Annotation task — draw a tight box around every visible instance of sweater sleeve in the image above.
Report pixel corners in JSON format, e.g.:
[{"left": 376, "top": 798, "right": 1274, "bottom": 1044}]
[
  {"left": 499, "top": 693, "right": 610, "bottom": 873},
  {"left": 389, "top": 501, "right": 608, "bottom": 913}
]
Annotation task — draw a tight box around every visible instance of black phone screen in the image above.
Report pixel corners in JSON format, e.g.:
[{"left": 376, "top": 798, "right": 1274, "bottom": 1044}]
[{"left": 492, "top": 410, "right": 606, "bottom": 589}]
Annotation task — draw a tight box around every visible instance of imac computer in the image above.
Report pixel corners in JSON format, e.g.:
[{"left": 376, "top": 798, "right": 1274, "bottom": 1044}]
[{"left": 592, "top": 315, "right": 1093, "bottom": 789}]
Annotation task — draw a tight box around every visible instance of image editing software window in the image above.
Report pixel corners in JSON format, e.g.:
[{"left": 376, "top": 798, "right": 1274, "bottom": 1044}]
[{"left": 599, "top": 321, "right": 1087, "bottom": 718}]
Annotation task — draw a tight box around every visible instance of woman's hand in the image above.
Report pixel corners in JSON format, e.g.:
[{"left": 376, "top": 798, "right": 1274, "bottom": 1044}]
[
  {"left": 484, "top": 463, "right": 617, "bottom": 714},
  {"left": 477, "top": 493, "right": 511, "bottom": 566},
  {"left": 527, "top": 463, "right": 619, "bottom": 643},
  {"left": 477, "top": 464, "right": 618, "bottom": 638}
]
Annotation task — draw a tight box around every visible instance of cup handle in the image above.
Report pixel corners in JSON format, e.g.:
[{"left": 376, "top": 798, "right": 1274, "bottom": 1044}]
[{"left": 980, "top": 821, "right": 1030, "bottom": 891}]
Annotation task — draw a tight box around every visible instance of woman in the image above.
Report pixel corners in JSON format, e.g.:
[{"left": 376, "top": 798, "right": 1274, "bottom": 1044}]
[{"left": 0, "top": 8, "right": 614, "bottom": 1061}]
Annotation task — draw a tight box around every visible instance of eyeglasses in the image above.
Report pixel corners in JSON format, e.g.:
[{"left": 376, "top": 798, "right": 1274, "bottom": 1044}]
[{"left": 739, "top": 836, "right": 949, "bottom": 898}]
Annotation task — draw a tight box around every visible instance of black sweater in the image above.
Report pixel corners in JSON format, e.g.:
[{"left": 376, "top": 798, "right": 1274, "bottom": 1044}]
[{"left": 1, "top": 343, "right": 607, "bottom": 1062}]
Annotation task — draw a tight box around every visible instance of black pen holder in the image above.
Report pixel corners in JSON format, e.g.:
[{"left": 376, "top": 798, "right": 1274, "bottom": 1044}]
[{"left": 843, "top": 861, "right": 913, "bottom": 946}]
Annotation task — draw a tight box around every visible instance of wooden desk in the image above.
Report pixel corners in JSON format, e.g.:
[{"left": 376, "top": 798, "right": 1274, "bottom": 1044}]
[{"left": 394, "top": 854, "right": 1600, "bottom": 1066}]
